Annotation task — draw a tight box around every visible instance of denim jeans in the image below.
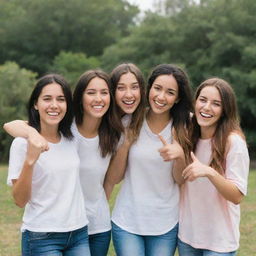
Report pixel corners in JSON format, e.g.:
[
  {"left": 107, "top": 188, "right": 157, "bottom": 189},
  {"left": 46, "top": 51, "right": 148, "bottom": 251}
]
[
  {"left": 89, "top": 230, "right": 111, "bottom": 256},
  {"left": 178, "top": 238, "right": 237, "bottom": 256},
  {"left": 22, "top": 226, "right": 91, "bottom": 256},
  {"left": 112, "top": 221, "right": 178, "bottom": 256}
]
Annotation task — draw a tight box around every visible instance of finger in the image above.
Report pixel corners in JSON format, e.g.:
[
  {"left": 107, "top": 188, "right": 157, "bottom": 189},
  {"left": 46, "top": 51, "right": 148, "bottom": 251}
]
[
  {"left": 158, "top": 135, "right": 168, "bottom": 146},
  {"left": 191, "top": 151, "right": 198, "bottom": 162}
]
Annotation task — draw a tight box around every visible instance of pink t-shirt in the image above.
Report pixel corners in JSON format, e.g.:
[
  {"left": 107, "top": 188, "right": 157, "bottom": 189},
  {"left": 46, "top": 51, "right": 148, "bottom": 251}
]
[{"left": 178, "top": 134, "right": 249, "bottom": 252}]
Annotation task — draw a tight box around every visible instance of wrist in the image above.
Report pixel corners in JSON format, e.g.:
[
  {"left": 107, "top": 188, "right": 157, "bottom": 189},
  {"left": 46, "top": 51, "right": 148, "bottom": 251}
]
[{"left": 206, "top": 167, "right": 217, "bottom": 178}]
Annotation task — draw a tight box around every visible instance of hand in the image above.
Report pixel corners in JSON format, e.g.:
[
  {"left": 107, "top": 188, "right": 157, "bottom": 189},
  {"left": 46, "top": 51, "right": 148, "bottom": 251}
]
[
  {"left": 158, "top": 135, "right": 184, "bottom": 162},
  {"left": 28, "top": 127, "right": 49, "bottom": 152},
  {"left": 182, "top": 152, "right": 213, "bottom": 181},
  {"left": 123, "top": 128, "right": 137, "bottom": 148},
  {"left": 25, "top": 138, "right": 47, "bottom": 166}
]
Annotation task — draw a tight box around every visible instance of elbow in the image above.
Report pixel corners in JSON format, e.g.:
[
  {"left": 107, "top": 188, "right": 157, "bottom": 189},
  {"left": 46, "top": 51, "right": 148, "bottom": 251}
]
[
  {"left": 231, "top": 194, "right": 244, "bottom": 205},
  {"left": 14, "top": 200, "right": 26, "bottom": 208}
]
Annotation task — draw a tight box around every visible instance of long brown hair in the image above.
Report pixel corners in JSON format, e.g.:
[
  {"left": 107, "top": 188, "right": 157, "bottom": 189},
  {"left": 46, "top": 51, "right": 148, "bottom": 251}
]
[
  {"left": 147, "top": 64, "right": 193, "bottom": 164},
  {"left": 73, "top": 69, "right": 122, "bottom": 157},
  {"left": 191, "top": 77, "right": 245, "bottom": 173},
  {"left": 110, "top": 63, "right": 146, "bottom": 138}
]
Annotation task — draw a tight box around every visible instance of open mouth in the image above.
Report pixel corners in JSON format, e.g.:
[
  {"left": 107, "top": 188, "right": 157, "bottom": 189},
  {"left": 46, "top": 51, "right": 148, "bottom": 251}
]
[
  {"left": 92, "top": 105, "right": 104, "bottom": 110},
  {"left": 47, "top": 112, "right": 59, "bottom": 116},
  {"left": 122, "top": 100, "right": 135, "bottom": 105},
  {"left": 154, "top": 100, "right": 166, "bottom": 107},
  {"left": 200, "top": 112, "right": 213, "bottom": 118}
]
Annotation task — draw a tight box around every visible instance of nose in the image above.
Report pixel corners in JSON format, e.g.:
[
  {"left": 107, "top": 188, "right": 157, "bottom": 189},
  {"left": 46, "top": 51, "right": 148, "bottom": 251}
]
[
  {"left": 203, "top": 101, "right": 211, "bottom": 110},
  {"left": 124, "top": 88, "right": 133, "bottom": 98},
  {"left": 157, "top": 90, "right": 165, "bottom": 100},
  {"left": 95, "top": 92, "right": 102, "bottom": 102},
  {"left": 50, "top": 99, "right": 58, "bottom": 108}
]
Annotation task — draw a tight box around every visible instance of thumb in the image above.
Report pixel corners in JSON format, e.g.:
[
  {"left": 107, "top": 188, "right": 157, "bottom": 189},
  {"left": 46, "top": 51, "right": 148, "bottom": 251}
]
[
  {"left": 158, "top": 134, "right": 168, "bottom": 146},
  {"left": 190, "top": 151, "right": 197, "bottom": 162}
]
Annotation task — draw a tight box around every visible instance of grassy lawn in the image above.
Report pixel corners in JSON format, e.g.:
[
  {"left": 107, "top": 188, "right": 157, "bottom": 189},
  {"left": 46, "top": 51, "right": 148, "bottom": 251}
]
[{"left": 0, "top": 165, "right": 255, "bottom": 256}]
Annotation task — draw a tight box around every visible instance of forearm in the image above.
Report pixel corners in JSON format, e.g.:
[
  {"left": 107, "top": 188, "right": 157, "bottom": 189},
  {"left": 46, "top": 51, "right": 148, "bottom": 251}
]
[
  {"left": 103, "top": 144, "right": 129, "bottom": 197},
  {"left": 172, "top": 156, "right": 186, "bottom": 185},
  {"left": 12, "top": 160, "right": 34, "bottom": 208},
  {"left": 3, "top": 120, "right": 30, "bottom": 138},
  {"left": 207, "top": 168, "right": 244, "bottom": 204}
]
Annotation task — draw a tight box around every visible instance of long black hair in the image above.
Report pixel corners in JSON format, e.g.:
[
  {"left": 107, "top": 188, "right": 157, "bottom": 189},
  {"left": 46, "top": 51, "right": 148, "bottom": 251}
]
[{"left": 28, "top": 74, "right": 73, "bottom": 139}]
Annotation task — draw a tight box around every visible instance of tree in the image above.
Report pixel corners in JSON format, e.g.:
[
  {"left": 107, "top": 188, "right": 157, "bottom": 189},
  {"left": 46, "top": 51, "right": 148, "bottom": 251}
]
[
  {"left": 0, "top": 0, "right": 139, "bottom": 74},
  {"left": 0, "top": 62, "right": 37, "bottom": 162},
  {"left": 50, "top": 51, "right": 101, "bottom": 88}
]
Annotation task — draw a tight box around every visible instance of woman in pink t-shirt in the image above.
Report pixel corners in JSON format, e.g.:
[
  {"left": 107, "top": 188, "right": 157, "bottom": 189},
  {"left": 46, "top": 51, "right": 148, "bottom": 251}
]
[{"left": 178, "top": 78, "right": 250, "bottom": 256}]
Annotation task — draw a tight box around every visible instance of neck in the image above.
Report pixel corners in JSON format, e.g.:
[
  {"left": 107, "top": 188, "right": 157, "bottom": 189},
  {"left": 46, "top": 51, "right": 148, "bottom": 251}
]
[
  {"left": 40, "top": 125, "right": 60, "bottom": 143},
  {"left": 78, "top": 114, "right": 101, "bottom": 138},
  {"left": 146, "top": 110, "right": 171, "bottom": 134},
  {"left": 200, "top": 126, "right": 216, "bottom": 139}
]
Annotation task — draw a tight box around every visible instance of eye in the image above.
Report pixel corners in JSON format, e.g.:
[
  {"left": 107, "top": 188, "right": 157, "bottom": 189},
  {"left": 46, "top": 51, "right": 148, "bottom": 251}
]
[
  {"left": 199, "top": 98, "right": 206, "bottom": 103},
  {"left": 168, "top": 90, "right": 175, "bottom": 95},
  {"left": 58, "top": 97, "right": 66, "bottom": 102},
  {"left": 101, "top": 90, "right": 109, "bottom": 95},
  {"left": 117, "top": 86, "right": 125, "bottom": 91},
  {"left": 213, "top": 102, "right": 221, "bottom": 107},
  {"left": 153, "top": 86, "right": 160, "bottom": 91},
  {"left": 132, "top": 85, "right": 139, "bottom": 90}
]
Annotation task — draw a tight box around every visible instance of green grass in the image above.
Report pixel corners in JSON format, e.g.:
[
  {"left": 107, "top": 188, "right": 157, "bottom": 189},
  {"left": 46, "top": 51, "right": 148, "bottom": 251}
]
[{"left": 0, "top": 165, "right": 255, "bottom": 255}]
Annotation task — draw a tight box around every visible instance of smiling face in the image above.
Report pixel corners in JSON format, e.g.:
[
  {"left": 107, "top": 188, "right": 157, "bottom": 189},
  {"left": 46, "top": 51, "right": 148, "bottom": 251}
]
[
  {"left": 195, "top": 85, "right": 223, "bottom": 138},
  {"left": 115, "top": 72, "right": 141, "bottom": 115},
  {"left": 82, "top": 77, "right": 110, "bottom": 119},
  {"left": 148, "top": 74, "right": 179, "bottom": 118},
  {"left": 34, "top": 83, "right": 67, "bottom": 130}
]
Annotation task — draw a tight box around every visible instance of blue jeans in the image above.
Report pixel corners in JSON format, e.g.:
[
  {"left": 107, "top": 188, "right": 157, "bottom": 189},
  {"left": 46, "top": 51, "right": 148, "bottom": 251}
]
[
  {"left": 112, "top": 221, "right": 178, "bottom": 256},
  {"left": 22, "top": 226, "right": 91, "bottom": 256},
  {"left": 178, "top": 238, "right": 237, "bottom": 256},
  {"left": 89, "top": 230, "right": 111, "bottom": 256}
]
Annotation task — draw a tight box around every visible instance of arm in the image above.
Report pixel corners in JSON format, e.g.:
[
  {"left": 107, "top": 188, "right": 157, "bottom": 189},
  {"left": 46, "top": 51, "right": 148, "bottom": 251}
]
[
  {"left": 104, "top": 130, "right": 133, "bottom": 199},
  {"left": 182, "top": 152, "right": 244, "bottom": 204},
  {"left": 12, "top": 140, "right": 43, "bottom": 208},
  {"left": 3, "top": 120, "right": 49, "bottom": 151}
]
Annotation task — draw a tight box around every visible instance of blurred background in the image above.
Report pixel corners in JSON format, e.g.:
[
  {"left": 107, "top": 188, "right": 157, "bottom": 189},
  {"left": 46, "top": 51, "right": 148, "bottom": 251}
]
[
  {"left": 0, "top": 1, "right": 255, "bottom": 255},
  {"left": 0, "top": 0, "right": 255, "bottom": 163}
]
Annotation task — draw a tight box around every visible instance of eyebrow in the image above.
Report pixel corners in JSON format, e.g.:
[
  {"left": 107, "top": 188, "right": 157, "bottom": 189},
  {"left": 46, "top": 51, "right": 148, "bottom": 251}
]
[
  {"left": 117, "top": 81, "right": 139, "bottom": 85},
  {"left": 199, "top": 95, "right": 222, "bottom": 103},
  {"left": 154, "top": 83, "right": 177, "bottom": 92}
]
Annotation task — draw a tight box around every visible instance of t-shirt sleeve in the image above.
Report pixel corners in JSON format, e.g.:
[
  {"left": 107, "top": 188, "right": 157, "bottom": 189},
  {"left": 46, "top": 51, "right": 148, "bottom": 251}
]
[
  {"left": 225, "top": 134, "right": 250, "bottom": 195},
  {"left": 7, "top": 137, "right": 27, "bottom": 186}
]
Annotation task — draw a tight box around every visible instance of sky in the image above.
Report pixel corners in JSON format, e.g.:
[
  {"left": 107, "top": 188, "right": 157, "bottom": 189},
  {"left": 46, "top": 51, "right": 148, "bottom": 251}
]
[{"left": 127, "top": 0, "right": 155, "bottom": 11}]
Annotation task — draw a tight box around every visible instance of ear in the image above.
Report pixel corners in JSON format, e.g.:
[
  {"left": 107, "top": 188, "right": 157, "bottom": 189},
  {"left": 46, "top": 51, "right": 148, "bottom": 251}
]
[
  {"left": 34, "top": 104, "right": 38, "bottom": 110},
  {"left": 175, "top": 98, "right": 180, "bottom": 104}
]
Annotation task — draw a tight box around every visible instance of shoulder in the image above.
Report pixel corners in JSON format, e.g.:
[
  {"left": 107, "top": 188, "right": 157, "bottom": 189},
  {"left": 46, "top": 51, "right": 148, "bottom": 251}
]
[
  {"left": 11, "top": 137, "right": 27, "bottom": 149},
  {"left": 226, "top": 132, "right": 248, "bottom": 154}
]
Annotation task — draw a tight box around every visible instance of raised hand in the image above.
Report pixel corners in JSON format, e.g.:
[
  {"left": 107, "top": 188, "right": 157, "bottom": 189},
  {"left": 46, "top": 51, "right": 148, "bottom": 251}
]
[
  {"left": 182, "top": 152, "right": 213, "bottom": 181},
  {"left": 28, "top": 127, "right": 49, "bottom": 152},
  {"left": 158, "top": 135, "right": 184, "bottom": 162}
]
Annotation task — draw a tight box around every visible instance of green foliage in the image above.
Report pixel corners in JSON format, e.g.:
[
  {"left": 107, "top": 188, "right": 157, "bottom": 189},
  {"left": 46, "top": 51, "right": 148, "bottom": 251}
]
[
  {"left": 0, "top": 0, "right": 139, "bottom": 74},
  {"left": 0, "top": 62, "right": 37, "bottom": 162},
  {"left": 50, "top": 51, "right": 101, "bottom": 88},
  {"left": 102, "top": 0, "right": 256, "bottom": 156}
]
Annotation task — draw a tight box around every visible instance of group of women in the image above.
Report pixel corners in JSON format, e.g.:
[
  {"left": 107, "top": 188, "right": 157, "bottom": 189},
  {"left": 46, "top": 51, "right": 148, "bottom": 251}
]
[{"left": 4, "top": 63, "right": 249, "bottom": 256}]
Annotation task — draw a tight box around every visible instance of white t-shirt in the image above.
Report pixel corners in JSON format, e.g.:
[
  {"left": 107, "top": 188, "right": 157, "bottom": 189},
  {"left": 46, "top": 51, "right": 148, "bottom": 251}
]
[
  {"left": 112, "top": 118, "right": 179, "bottom": 235},
  {"left": 7, "top": 136, "right": 88, "bottom": 232},
  {"left": 72, "top": 123, "right": 111, "bottom": 235},
  {"left": 179, "top": 134, "right": 250, "bottom": 252}
]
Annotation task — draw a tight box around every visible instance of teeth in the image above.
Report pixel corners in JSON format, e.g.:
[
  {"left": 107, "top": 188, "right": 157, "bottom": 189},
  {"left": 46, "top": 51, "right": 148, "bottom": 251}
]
[
  {"left": 48, "top": 112, "right": 59, "bottom": 116},
  {"left": 93, "top": 105, "right": 104, "bottom": 109},
  {"left": 200, "top": 112, "right": 212, "bottom": 118},
  {"left": 154, "top": 100, "right": 165, "bottom": 107},
  {"left": 123, "top": 100, "right": 135, "bottom": 105}
]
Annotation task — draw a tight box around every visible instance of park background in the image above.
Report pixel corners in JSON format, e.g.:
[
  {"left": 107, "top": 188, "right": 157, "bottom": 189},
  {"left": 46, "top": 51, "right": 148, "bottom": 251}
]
[{"left": 0, "top": 0, "right": 255, "bottom": 255}]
